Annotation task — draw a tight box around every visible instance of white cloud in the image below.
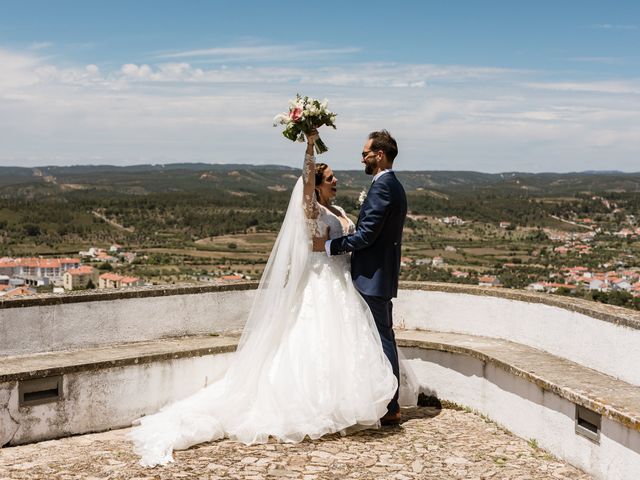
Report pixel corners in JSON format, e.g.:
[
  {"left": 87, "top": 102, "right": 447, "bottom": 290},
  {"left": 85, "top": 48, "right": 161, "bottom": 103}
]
[
  {"left": 0, "top": 45, "right": 639, "bottom": 172},
  {"left": 523, "top": 81, "right": 640, "bottom": 95},
  {"left": 569, "top": 56, "right": 626, "bottom": 65},
  {"left": 155, "top": 44, "right": 362, "bottom": 62},
  {"left": 592, "top": 24, "right": 639, "bottom": 30},
  {"left": 29, "top": 42, "right": 53, "bottom": 50},
  {"left": 121, "top": 63, "right": 153, "bottom": 78},
  {"left": 0, "top": 48, "right": 42, "bottom": 89}
]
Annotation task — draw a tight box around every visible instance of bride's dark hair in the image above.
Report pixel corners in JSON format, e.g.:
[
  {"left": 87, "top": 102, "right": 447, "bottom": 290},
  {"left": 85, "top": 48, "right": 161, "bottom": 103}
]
[{"left": 314, "top": 162, "right": 328, "bottom": 200}]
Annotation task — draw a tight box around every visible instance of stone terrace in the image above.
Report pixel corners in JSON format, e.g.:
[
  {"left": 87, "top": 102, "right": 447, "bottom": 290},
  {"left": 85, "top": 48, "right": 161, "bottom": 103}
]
[
  {"left": 0, "top": 407, "right": 589, "bottom": 480},
  {"left": 5, "top": 282, "right": 638, "bottom": 478}
]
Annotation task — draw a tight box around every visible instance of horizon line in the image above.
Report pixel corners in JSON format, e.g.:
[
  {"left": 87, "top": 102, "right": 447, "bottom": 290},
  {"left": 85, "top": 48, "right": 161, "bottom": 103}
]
[{"left": 1, "top": 162, "right": 639, "bottom": 176}]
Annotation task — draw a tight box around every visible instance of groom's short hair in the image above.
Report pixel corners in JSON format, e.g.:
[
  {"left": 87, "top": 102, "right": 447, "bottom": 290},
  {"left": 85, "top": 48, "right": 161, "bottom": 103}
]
[{"left": 369, "top": 130, "right": 398, "bottom": 163}]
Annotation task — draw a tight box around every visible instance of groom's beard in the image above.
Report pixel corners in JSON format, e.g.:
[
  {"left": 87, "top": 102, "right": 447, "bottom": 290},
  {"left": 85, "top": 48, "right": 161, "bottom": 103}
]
[{"left": 364, "top": 163, "right": 375, "bottom": 175}]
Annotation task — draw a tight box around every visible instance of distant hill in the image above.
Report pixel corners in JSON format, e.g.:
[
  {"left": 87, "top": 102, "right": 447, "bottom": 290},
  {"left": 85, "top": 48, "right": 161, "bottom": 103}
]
[
  {"left": 2, "top": 163, "right": 640, "bottom": 252},
  {"left": 1, "top": 164, "right": 640, "bottom": 196}
]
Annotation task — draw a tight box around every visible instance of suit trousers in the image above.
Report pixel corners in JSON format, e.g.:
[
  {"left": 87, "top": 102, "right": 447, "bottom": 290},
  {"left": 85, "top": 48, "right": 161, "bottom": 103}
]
[{"left": 360, "top": 293, "right": 400, "bottom": 415}]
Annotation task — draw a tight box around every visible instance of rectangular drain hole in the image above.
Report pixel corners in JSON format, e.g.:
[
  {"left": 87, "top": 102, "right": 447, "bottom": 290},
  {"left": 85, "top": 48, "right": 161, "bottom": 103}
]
[
  {"left": 575, "top": 405, "right": 600, "bottom": 443},
  {"left": 19, "top": 375, "right": 63, "bottom": 407}
]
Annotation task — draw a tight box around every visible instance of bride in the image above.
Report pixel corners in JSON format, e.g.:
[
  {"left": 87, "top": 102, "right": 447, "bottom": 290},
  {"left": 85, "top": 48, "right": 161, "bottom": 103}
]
[{"left": 131, "top": 130, "right": 413, "bottom": 467}]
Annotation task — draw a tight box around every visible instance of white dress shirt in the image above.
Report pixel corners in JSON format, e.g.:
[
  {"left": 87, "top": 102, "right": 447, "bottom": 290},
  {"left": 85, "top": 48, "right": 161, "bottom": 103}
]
[{"left": 372, "top": 169, "right": 391, "bottom": 183}]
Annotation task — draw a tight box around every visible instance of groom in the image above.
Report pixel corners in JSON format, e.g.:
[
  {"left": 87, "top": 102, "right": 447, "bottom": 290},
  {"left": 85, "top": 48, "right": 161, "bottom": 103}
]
[{"left": 313, "top": 130, "right": 407, "bottom": 425}]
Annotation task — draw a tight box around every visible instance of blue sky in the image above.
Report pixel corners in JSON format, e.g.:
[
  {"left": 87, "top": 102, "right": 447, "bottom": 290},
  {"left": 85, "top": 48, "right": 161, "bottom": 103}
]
[{"left": 0, "top": 1, "right": 638, "bottom": 172}]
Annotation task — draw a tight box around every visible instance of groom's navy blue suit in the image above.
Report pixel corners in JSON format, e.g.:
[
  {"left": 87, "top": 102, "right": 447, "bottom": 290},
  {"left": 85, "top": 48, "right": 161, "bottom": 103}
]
[{"left": 329, "top": 170, "right": 407, "bottom": 414}]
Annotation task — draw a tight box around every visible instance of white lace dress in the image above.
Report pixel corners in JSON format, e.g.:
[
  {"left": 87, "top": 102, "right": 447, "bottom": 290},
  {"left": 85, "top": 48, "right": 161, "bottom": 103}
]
[{"left": 130, "top": 155, "right": 398, "bottom": 467}]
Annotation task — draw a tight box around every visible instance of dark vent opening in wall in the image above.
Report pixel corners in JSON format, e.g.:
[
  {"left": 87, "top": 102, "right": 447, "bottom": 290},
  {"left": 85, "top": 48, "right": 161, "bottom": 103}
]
[
  {"left": 577, "top": 417, "right": 598, "bottom": 434},
  {"left": 575, "top": 404, "right": 601, "bottom": 443},
  {"left": 24, "top": 388, "right": 59, "bottom": 403},
  {"left": 19, "top": 375, "right": 63, "bottom": 407}
]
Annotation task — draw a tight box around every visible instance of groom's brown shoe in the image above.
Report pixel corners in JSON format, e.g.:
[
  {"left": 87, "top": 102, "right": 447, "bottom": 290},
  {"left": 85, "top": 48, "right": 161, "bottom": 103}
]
[{"left": 380, "top": 411, "right": 402, "bottom": 426}]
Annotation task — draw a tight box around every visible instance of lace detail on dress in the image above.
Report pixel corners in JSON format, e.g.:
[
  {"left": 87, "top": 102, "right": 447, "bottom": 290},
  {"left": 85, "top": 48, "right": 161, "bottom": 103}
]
[
  {"left": 302, "top": 153, "right": 320, "bottom": 220},
  {"left": 317, "top": 204, "right": 355, "bottom": 240},
  {"left": 305, "top": 215, "right": 320, "bottom": 238},
  {"left": 336, "top": 206, "right": 356, "bottom": 236},
  {"left": 302, "top": 153, "right": 320, "bottom": 238},
  {"left": 300, "top": 152, "right": 354, "bottom": 244},
  {"left": 302, "top": 153, "right": 313, "bottom": 184}
]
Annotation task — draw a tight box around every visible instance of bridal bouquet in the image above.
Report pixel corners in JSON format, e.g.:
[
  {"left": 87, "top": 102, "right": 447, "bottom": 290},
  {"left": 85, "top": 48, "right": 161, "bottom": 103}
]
[{"left": 273, "top": 94, "right": 337, "bottom": 154}]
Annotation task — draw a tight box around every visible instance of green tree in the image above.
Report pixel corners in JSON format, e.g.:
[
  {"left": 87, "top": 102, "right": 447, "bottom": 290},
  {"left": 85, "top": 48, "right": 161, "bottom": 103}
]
[{"left": 24, "top": 224, "right": 41, "bottom": 236}]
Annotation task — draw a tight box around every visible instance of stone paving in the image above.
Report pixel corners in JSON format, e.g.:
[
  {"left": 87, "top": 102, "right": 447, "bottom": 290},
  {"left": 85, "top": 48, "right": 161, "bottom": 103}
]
[{"left": 0, "top": 406, "right": 590, "bottom": 480}]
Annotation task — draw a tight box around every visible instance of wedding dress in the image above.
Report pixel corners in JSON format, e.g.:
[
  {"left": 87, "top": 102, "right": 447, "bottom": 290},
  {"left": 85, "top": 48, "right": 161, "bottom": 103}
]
[{"left": 131, "top": 154, "right": 414, "bottom": 467}]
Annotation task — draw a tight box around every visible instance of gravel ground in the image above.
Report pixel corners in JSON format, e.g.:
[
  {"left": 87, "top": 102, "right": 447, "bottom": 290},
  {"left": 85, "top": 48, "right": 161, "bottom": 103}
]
[{"left": 0, "top": 406, "right": 590, "bottom": 480}]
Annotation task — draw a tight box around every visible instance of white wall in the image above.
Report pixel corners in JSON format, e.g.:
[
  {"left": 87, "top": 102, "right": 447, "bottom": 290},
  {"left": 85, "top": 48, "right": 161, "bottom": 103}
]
[
  {"left": 4, "top": 285, "right": 639, "bottom": 389},
  {"left": 402, "top": 347, "right": 640, "bottom": 480},
  {"left": 395, "top": 290, "right": 640, "bottom": 386},
  {"left": 0, "top": 289, "right": 254, "bottom": 356},
  {"left": 1, "top": 352, "right": 233, "bottom": 446}
]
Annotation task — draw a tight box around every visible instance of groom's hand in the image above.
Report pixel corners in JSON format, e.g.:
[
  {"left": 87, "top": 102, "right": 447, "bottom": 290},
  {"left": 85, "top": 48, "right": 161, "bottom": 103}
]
[{"left": 312, "top": 227, "right": 329, "bottom": 252}]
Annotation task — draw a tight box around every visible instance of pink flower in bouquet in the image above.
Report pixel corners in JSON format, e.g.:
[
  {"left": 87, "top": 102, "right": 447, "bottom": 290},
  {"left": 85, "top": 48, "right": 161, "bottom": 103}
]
[{"left": 289, "top": 107, "right": 303, "bottom": 122}]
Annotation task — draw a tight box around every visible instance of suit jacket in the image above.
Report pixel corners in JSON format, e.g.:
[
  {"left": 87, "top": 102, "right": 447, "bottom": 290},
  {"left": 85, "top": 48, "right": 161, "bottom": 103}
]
[{"left": 330, "top": 171, "right": 407, "bottom": 299}]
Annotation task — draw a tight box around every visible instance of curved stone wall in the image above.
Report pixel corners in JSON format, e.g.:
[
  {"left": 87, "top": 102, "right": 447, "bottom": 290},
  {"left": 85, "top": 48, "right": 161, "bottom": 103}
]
[
  {"left": 401, "top": 345, "right": 640, "bottom": 480},
  {"left": 395, "top": 282, "right": 640, "bottom": 386},
  {"left": 2, "top": 281, "right": 639, "bottom": 384},
  {"left": 3, "top": 281, "right": 640, "bottom": 478},
  {"left": 0, "top": 283, "right": 256, "bottom": 356}
]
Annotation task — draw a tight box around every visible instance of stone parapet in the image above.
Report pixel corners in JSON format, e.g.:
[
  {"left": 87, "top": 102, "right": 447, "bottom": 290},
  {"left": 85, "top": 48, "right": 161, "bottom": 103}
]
[
  {"left": 0, "top": 284, "right": 254, "bottom": 357},
  {"left": 0, "top": 281, "right": 257, "bottom": 310},
  {"left": 400, "top": 281, "right": 640, "bottom": 330},
  {"left": 0, "top": 335, "right": 238, "bottom": 383},
  {"left": 397, "top": 330, "right": 640, "bottom": 432},
  {"left": 2, "top": 280, "right": 638, "bottom": 330}
]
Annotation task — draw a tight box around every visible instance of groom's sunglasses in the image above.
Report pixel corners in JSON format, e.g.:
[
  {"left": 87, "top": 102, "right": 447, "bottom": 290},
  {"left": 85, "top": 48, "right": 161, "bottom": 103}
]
[{"left": 361, "top": 150, "right": 376, "bottom": 158}]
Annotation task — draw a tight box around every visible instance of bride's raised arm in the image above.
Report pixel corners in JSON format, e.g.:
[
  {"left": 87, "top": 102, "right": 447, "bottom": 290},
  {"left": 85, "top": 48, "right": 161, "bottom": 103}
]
[{"left": 302, "top": 130, "right": 319, "bottom": 219}]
